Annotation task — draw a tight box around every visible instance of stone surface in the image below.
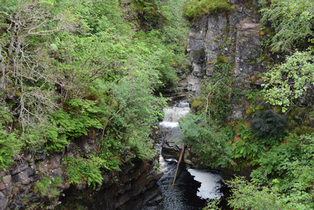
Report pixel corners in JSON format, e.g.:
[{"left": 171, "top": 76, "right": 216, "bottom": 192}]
[
  {"left": 11, "top": 163, "right": 28, "bottom": 175},
  {"left": 186, "top": 0, "right": 264, "bottom": 120},
  {"left": 0, "top": 175, "right": 11, "bottom": 190},
  {"left": 0, "top": 191, "right": 8, "bottom": 210}
]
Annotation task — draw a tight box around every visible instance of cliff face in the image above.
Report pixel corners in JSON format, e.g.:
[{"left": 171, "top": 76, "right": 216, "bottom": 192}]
[
  {"left": 0, "top": 131, "right": 162, "bottom": 210},
  {"left": 186, "top": 0, "right": 264, "bottom": 119},
  {"left": 160, "top": 0, "right": 267, "bottom": 166}
]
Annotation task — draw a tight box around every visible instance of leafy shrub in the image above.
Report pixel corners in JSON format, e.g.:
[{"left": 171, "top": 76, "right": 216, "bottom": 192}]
[
  {"left": 249, "top": 134, "right": 314, "bottom": 209},
  {"left": 250, "top": 136, "right": 302, "bottom": 185},
  {"left": 0, "top": 104, "right": 23, "bottom": 170},
  {"left": 183, "top": 0, "right": 231, "bottom": 21},
  {"left": 180, "top": 114, "right": 233, "bottom": 168},
  {"left": 0, "top": 128, "right": 22, "bottom": 170},
  {"left": 259, "top": 0, "right": 314, "bottom": 52},
  {"left": 200, "top": 62, "right": 233, "bottom": 124},
  {"left": 250, "top": 110, "right": 287, "bottom": 143},
  {"left": 262, "top": 49, "right": 314, "bottom": 112},
  {"left": 131, "top": 0, "right": 166, "bottom": 29},
  {"left": 232, "top": 140, "right": 262, "bottom": 161},
  {"left": 64, "top": 157, "right": 104, "bottom": 189},
  {"left": 237, "top": 124, "right": 255, "bottom": 142},
  {"left": 206, "top": 175, "right": 314, "bottom": 210},
  {"left": 34, "top": 176, "right": 63, "bottom": 199}
]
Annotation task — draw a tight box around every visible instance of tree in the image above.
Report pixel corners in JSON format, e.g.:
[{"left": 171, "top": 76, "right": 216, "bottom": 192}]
[
  {"left": 259, "top": 0, "right": 314, "bottom": 52},
  {"left": 262, "top": 49, "right": 314, "bottom": 112}
]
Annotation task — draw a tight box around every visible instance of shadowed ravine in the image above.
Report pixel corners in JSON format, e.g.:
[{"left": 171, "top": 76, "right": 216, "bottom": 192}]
[{"left": 152, "top": 101, "right": 224, "bottom": 210}]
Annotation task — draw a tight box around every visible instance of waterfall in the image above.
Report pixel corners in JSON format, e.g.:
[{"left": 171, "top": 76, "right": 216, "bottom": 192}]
[
  {"left": 160, "top": 101, "right": 190, "bottom": 128},
  {"left": 154, "top": 101, "right": 224, "bottom": 210}
]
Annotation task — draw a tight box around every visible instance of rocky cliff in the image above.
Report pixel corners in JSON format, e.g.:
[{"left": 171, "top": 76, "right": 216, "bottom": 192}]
[
  {"left": 161, "top": 0, "right": 266, "bottom": 166},
  {"left": 0, "top": 131, "right": 162, "bottom": 210},
  {"left": 171, "top": 0, "right": 265, "bottom": 120}
]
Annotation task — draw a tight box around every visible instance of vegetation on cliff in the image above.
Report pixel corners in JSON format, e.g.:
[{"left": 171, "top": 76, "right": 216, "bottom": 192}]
[
  {"left": 0, "top": 0, "right": 190, "bottom": 206},
  {"left": 178, "top": 0, "right": 314, "bottom": 209},
  {"left": 183, "top": 0, "right": 231, "bottom": 21}
]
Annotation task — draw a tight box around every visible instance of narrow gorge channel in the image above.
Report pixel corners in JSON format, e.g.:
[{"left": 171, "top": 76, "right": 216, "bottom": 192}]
[{"left": 150, "top": 101, "right": 225, "bottom": 210}]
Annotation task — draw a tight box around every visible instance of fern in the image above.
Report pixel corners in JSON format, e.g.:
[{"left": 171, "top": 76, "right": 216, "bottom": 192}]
[
  {"left": 232, "top": 140, "right": 262, "bottom": 161},
  {"left": 250, "top": 110, "right": 287, "bottom": 143},
  {"left": 64, "top": 157, "right": 104, "bottom": 189},
  {"left": 260, "top": 0, "right": 314, "bottom": 51}
]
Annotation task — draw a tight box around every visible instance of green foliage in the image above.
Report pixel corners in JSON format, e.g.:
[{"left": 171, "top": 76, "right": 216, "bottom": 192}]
[
  {"left": 200, "top": 63, "right": 233, "bottom": 124},
  {"left": 183, "top": 0, "right": 231, "bottom": 21},
  {"left": 131, "top": 0, "right": 165, "bottom": 29},
  {"left": 237, "top": 124, "right": 255, "bottom": 142},
  {"left": 34, "top": 176, "right": 63, "bottom": 199},
  {"left": 231, "top": 124, "right": 262, "bottom": 170},
  {"left": 0, "top": 128, "right": 21, "bottom": 170},
  {"left": 259, "top": 0, "right": 314, "bottom": 52},
  {"left": 0, "top": 103, "right": 23, "bottom": 170},
  {"left": 180, "top": 114, "right": 233, "bottom": 168},
  {"left": 250, "top": 109, "right": 287, "bottom": 143},
  {"left": 0, "top": 0, "right": 188, "bottom": 175},
  {"left": 203, "top": 199, "right": 222, "bottom": 210},
  {"left": 225, "top": 125, "right": 235, "bottom": 141},
  {"left": 245, "top": 90, "right": 264, "bottom": 114},
  {"left": 232, "top": 140, "right": 262, "bottom": 161},
  {"left": 251, "top": 135, "right": 306, "bottom": 187},
  {"left": 64, "top": 157, "right": 104, "bottom": 189},
  {"left": 225, "top": 177, "right": 282, "bottom": 210},
  {"left": 206, "top": 173, "right": 314, "bottom": 210},
  {"left": 262, "top": 49, "right": 314, "bottom": 112}
]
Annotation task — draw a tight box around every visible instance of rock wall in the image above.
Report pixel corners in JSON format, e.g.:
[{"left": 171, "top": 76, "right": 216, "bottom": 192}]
[
  {"left": 185, "top": 0, "right": 264, "bottom": 119},
  {"left": 0, "top": 131, "right": 162, "bottom": 210},
  {"left": 160, "top": 0, "right": 266, "bottom": 165}
]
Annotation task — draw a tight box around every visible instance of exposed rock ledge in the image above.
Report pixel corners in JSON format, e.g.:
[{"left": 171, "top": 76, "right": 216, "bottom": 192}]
[{"left": 0, "top": 131, "right": 162, "bottom": 210}]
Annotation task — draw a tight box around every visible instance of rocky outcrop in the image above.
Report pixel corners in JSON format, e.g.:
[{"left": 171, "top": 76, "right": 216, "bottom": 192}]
[
  {"left": 187, "top": 1, "right": 263, "bottom": 88},
  {"left": 0, "top": 131, "right": 162, "bottom": 210},
  {"left": 161, "top": 1, "right": 264, "bottom": 119},
  {"left": 185, "top": 0, "right": 264, "bottom": 119},
  {"left": 159, "top": 0, "right": 265, "bottom": 167},
  {"left": 59, "top": 156, "right": 163, "bottom": 210}
]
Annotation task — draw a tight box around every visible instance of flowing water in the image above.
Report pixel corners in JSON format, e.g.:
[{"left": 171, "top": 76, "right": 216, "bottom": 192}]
[{"left": 155, "top": 101, "right": 225, "bottom": 210}]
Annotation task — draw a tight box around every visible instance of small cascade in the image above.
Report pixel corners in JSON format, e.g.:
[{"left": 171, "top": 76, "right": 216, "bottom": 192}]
[
  {"left": 160, "top": 101, "right": 190, "bottom": 128},
  {"left": 154, "top": 100, "right": 224, "bottom": 210}
]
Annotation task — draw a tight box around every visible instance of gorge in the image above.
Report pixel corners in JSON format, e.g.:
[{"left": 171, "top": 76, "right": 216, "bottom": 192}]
[{"left": 1, "top": 0, "right": 314, "bottom": 209}]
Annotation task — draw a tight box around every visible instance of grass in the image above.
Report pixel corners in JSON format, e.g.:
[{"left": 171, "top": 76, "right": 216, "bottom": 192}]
[{"left": 183, "top": 0, "right": 231, "bottom": 21}]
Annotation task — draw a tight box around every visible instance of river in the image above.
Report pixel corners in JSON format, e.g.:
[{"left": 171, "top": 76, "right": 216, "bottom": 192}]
[{"left": 151, "top": 101, "right": 226, "bottom": 210}]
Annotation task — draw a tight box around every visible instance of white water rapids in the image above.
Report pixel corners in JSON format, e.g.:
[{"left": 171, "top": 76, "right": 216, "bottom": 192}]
[{"left": 156, "top": 101, "right": 224, "bottom": 209}]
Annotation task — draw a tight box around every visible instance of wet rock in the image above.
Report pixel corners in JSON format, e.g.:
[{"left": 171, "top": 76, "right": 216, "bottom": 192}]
[
  {"left": 76, "top": 182, "right": 87, "bottom": 190},
  {"left": 161, "top": 141, "right": 180, "bottom": 160},
  {"left": 13, "top": 170, "right": 30, "bottom": 185},
  {"left": 78, "top": 132, "right": 97, "bottom": 154},
  {"left": 11, "top": 164, "right": 28, "bottom": 175},
  {"left": 185, "top": 0, "right": 263, "bottom": 120},
  {"left": 51, "top": 167, "right": 63, "bottom": 177},
  {"left": 0, "top": 191, "right": 8, "bottom": 209},
  {"left": 38, "top": 154, "right": 62, "bottom": 173},
  {"left": 183, "top": 148, "right": 194, "bottom": 166},
  {"left": 0, "top": 175, "right": 11, "bottom": 190}
]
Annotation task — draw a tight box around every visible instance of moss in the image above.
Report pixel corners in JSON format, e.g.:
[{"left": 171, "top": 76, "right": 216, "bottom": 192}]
[
  {"left": 191, "top": 98, "right": 202, "bottom": 110},
  {"left": 216, "top": 55, "right": 228, "bottom": 64},
  {"left": 224, "top": 23, "right": 230, "bottom": 34},
  {"left": 183, "top": 0, "right": 231, "bottom": 21},
  {"left": 249, "top": 74, "right": 262, "bottom": 83}
]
